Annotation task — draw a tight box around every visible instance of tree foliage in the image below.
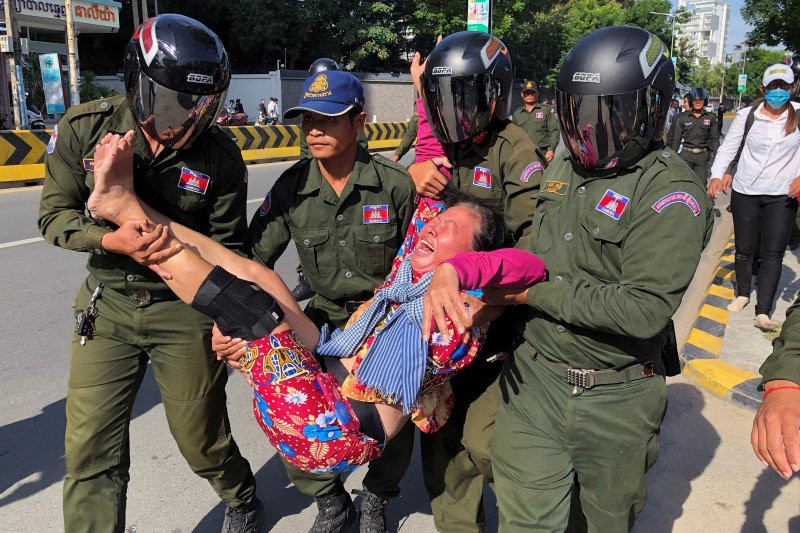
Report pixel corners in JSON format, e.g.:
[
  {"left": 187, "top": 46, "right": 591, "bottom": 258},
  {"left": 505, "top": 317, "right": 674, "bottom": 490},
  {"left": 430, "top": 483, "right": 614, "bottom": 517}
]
[
  {"left": 75, "top": 0, "right": 788, "bottom": 101},
  {"left": 742, "top": 0, "right": 800, "bottom": 52}
]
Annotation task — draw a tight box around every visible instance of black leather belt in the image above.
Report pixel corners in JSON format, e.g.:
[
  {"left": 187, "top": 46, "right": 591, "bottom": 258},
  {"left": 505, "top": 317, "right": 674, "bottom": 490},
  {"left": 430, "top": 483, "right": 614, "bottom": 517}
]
[{"left": 322, "top": 356, "right": 386, "bottom": 444}]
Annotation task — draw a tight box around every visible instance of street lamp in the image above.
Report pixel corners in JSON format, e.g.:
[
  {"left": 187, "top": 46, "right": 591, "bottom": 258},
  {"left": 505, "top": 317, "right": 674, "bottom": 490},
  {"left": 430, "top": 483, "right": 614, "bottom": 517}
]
[{"left": 650, "top": 11, "right": 678, "bottom": 59}]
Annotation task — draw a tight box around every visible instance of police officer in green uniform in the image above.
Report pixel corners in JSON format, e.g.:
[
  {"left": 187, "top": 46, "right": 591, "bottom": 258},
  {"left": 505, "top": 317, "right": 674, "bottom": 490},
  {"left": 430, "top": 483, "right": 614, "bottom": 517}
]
[
  {"left": 390, "top": 112, "right": 419, "bottom": 162},
  {"left": 408, "top": 31, "right": 545, "bottom": 532},
  {"left": 511, "top": 80, "right": 560, "bottom": 164},
  {"left": 37, "top": 15, "right": 262, "bottom": 533},
  {"left": 752, "top": 294, "right": 800, "bottom": 480},
  {"left": 485, "top": 27, "right": 713, "bottom": 531},
  {"left": 245, "top": 70, "right": 415, "bottom": 532},
  {"left": 670, "top": 87, "right": 720, "bottom": 183}
]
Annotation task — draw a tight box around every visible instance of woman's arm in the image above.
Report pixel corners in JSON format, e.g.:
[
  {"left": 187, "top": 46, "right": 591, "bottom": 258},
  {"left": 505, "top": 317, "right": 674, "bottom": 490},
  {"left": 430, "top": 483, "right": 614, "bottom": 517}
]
[{"left": 709, "top": 107, "right": 750, "bottom": 181}]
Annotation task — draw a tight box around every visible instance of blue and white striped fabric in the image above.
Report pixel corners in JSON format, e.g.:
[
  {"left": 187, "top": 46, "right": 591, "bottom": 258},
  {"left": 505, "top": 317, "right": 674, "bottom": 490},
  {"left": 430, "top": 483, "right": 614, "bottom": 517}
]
[{"left": 316, "top": 256, "right": 433, "bottom": 412}]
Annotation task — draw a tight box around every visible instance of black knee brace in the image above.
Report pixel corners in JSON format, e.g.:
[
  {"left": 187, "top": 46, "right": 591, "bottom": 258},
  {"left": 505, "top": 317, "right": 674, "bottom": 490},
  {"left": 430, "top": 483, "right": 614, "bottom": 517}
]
[{"left": 191, "top": 266, "right": 285, "bottom": 341}]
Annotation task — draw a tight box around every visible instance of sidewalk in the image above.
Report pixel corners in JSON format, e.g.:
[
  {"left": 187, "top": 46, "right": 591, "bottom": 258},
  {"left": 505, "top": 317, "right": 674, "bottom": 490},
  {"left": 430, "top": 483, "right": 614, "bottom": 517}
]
[{"left": 682, "top": 210, "right": 800, "bottom": 409}]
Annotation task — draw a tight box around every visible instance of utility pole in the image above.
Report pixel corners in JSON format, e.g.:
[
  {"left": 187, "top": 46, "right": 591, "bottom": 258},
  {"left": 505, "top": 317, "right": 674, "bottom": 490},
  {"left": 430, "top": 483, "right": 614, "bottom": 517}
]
[
  {"left": 3, "top": 0, "right": 22, "bottom": 129},
  {"left": 65, "top": 0, "right": 80, "bottom": 106}
]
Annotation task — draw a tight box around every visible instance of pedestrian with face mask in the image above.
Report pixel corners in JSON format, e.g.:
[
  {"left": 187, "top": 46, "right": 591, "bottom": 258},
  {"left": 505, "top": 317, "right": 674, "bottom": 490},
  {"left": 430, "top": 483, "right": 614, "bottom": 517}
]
[{"left": 709, "top": 64, "right": 800, "bottom": 331}]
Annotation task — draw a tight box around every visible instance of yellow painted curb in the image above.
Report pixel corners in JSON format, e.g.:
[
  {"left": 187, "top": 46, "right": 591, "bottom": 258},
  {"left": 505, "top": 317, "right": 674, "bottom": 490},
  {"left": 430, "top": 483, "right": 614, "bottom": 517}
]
[
  {"left": 683, "top": 359, "right": 759, "bottom": 398},
  {"left": 698, "top": 304, "right": 729, "bottom": 324},
  {"left": 708, "top": 284, "right": 734, "bottom": 300},
  {"left": 686, "top": 328, "right": 724, "bottom": 355}
]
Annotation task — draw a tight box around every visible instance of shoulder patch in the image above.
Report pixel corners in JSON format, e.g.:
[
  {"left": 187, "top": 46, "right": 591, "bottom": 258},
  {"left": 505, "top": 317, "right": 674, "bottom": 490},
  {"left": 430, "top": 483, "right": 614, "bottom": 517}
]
[
  {"left": 651, "top": 191, "right": 700, "bottom": 217},
  {"left": 46, "top": 125, "right": 58, "bottom": 154},
  {"left": 520, "top": 161, "right": 543, "bottom": 183},
  {"left": 258, "top": 192, "right": 272, "bottom": 216}
]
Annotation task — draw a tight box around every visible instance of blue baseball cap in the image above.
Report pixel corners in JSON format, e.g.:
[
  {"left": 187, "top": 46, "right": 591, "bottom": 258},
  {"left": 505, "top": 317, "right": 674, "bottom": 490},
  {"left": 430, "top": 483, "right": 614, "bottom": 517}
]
[{"left": 284, "top": 70, "right": 365, "bottom": 119}]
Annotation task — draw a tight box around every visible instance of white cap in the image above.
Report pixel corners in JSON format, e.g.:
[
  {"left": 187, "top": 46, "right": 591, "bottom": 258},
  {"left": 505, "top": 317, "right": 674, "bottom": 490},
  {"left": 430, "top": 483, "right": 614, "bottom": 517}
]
[{"left": 762, "top": 63, "right": 795, "bottom": 87}]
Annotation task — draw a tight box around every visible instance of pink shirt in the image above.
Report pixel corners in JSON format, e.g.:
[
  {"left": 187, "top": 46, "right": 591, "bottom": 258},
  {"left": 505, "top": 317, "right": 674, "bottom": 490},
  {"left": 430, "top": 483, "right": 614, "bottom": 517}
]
[
  {"left": 415, "top": 98, "right": 451, "bottom": 178},
  {"left": 445, "top": 249, "right": 547, "bottom": 290}
]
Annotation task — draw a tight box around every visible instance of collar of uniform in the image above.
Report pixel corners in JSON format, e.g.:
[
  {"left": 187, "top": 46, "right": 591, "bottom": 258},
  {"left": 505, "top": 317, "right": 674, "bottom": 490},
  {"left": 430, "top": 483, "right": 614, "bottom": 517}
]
[
  {"left": 520, "top": 103, "right": 541, "bottom": 114},
  {"left": 297, "top": 144, "right": 378, "bottom": 196},
  {"left": 105, "top": 100, "right": 158, "bottom": 162}
]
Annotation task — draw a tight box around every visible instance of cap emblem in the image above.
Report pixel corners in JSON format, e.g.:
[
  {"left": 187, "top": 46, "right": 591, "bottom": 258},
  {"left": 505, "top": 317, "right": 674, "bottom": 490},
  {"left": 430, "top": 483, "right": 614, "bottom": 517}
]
[{"left": 309, "top": 74, "right": 329, "bottom": 93}]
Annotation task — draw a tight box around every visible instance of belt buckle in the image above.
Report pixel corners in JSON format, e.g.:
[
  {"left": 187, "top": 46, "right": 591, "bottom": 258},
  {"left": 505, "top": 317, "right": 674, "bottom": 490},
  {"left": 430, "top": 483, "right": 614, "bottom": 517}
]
[
  {"left": 565, "top": 368, "right": 595, "bottom": 389},
  {"left": 127, "top": 289, "right": 151, "bottom": 304}
]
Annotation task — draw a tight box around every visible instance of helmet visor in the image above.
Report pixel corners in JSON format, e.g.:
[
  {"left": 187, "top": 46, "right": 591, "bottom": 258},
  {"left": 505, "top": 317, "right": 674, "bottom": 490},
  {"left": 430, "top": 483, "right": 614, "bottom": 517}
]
[
  {"left": 423, "top": 74, "right": 496, "bottom": 144},
  {"left": 555, "top": 86, "right": 661, "bottom": 170},
  {"left": 128, "top": 70, "right": 224, "bottom": 149}
]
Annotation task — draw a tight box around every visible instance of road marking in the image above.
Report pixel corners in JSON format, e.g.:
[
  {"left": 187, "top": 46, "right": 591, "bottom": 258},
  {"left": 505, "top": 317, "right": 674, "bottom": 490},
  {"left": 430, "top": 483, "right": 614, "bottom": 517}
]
[{"left": 0, "top": 236, "right": 44, "bottom": 249}]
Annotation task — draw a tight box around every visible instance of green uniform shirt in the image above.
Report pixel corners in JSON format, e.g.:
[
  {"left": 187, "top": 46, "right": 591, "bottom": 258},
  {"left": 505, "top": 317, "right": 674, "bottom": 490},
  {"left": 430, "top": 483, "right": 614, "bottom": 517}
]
[
  {"left": 760, "top": 295, "right": 800, "bottom": 386},
  {"left": 446, "top": 121, "right": 544, "bottom": 241},
  {"left": 300, "top": 130, "right": 369, "bottom": 159},
  {"left": 393, "top": 114, "right": 419, "bottom": 160},
  {"left": 511, "top": 103, "right": 560, "bottom": 152},
  {"left": 247, "top": 146, "right": 415, "bottom": 327},
  {"left": 519, "top": 148, "right": 714, "bottom": 369},
  {"left": 670, "top": 110, "right": 720, "bottom": 154},
  {"left": 38, "top": 95, "right": 249, "bottom": 295}
]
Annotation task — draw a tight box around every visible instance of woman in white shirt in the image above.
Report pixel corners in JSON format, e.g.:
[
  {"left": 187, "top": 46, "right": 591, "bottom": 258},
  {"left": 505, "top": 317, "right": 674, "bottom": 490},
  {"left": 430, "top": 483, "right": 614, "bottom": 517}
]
[{"left": 708, "top": 64, "right": 800, "bottom": 331}]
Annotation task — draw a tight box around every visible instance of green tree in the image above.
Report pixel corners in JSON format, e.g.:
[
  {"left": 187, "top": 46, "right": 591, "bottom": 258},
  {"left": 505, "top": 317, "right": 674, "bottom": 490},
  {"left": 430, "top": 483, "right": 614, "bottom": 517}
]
[
  {"left": 742, "top": 0, "right": 800, "bottom": 52},
  {"left": 723, "top": 48, "right": 787, "bottom": 100},
  {"left": 685, "top": 58, "right": 726, "bottom": 98}
]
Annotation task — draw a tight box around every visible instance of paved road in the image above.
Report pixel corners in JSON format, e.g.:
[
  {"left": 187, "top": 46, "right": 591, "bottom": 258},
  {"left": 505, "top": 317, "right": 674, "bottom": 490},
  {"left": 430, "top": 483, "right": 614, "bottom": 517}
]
[{"left": 1, "top": 149, "right": 798, "bottom": 532}]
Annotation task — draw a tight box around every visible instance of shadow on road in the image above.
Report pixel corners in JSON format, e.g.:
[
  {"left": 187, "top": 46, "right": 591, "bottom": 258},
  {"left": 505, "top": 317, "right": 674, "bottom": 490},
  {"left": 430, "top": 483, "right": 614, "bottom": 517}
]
[
  {"left": 635, "top": 382, "right": 721, "bottom": 531},
  {"left": 742, "top": 469, "right": 800, "bottom": 533},
  {"left": 0, "top": 367, "right": 162, "bottom": 508}
]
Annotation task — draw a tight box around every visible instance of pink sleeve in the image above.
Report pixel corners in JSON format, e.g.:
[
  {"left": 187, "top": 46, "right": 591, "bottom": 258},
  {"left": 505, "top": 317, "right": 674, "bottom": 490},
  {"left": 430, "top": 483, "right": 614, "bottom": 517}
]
[
  {"left": 414, "top": 98, "right": 449, "bottom": 177},
  {"left": 444, "top": 249, "right": 547, "bottom": 290}
]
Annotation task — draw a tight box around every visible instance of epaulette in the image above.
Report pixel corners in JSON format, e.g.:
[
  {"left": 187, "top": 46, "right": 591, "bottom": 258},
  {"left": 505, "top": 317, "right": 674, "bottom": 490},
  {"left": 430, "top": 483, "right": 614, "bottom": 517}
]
[
  {"left": 66, "top": 95, "right": 122, "bottom": 122},
  {"left": 208, "top": 125, "right": 246, "bottom": 163},
  {"left": 371, "top": 152, "right": 408, "bottom": 174}
]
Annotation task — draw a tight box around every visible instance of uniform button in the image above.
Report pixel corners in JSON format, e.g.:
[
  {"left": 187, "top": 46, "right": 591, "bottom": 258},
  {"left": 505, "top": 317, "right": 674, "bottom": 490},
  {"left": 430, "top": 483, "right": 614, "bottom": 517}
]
[
  {"left": 146, "top": 169, "right": 154, "bottom": 176},
  {"left": 556, "top": 325, "right": 566, "bottom": 333},
  {"left": 339, "top": 240, "right": 347, "bottom": 247},
  {"left": 99, "top": 101, "right": 109, "bottom": 110},
  {"left": 94, "top": 248, "right": 103, "bottom": 254},
  {"left": 661, "top": 150, "right": 672, "bottom": 158},
  {"left": 537, "top": 205, "right": 544, "bottom": 213},
  {"left": 577, "top": 186, "right": 586, "bottom": 196},
  {"left": 126, "top": 274, "right": 135, "bottom": 282},
  {"left": 593, "top": 227, "right": 599, "bottom": 236},
  {"left": 345, "top": 271, "right": 353, "bottom": 279},
  {"left": 564, "top": 232, "right": 573, "bottom": 242},
  {"left": 303, "top": 238, "right": 310, "bottom": 245},
  {"left": 373, "top": 235, "right": 380, "bottom": 243},
  {"left": 554, "top": 275, "right": 563, "bottom": 282},
  {"left": 336, "top": 214, "right": 344, "bottom": 221}
]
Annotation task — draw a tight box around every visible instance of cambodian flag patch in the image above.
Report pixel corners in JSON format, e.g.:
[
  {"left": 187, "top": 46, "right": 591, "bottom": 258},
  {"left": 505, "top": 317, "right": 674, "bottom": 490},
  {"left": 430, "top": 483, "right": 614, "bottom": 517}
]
[
  {"left": 46, "top": 125, "right": 58, "bottom": 154},
  {"left": 363, "top": 204, "right": 389, "bottom": 224},
  {"left": 535, "top": 112, "right": 544, "bottom": 119},
  {"left": 177, "top": 167, "right": 210, "bottom": 194},
  {"left": 595, "top": 189, "right": 629, "bottom": 220},
  {"left": 258, "top": 192, "right": 272, "bottom": 217},
  {"left": 703, "top": 119, "right": 711, "bottom": 126},
  {"left": 651, "top": 191, "right": 700, "bottom": 217},
  {"left": 473, "top": 166, "right": 492, "bottom": 188},
  {"left": 520, "top": 161, "right": 543, "bottom": 183},
  {"left": 83, "top": 159, "right": 94, "bottom": 171}
]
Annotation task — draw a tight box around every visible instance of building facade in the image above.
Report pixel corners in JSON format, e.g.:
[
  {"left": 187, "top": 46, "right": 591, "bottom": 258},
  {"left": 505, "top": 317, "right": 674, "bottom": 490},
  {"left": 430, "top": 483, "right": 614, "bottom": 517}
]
[{"left": 677, "top": 0, "right": 730, "bottom": 65}]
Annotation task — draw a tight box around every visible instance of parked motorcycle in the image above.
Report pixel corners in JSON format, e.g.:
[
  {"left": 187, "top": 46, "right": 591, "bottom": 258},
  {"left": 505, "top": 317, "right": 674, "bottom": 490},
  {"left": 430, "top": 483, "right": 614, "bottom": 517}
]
[
  {"left": 216, "top": 109, "right": 249, "bottom": 127},
  {"left": 27, "top": 105, "right": 46, "bottom": 130}
]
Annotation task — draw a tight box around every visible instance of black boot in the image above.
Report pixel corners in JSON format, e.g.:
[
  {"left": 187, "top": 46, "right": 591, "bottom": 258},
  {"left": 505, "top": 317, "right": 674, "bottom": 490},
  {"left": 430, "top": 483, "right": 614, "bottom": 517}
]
[
  {"left": 221, "top": 496, "right": 264, "bottom": 533},
  {"left": 354, "top": 489, "right": 388, "bottom": 533},
  {"left": 309, "top": 488, "right": 357, "bottom": 533},
  {"left": 291, "top": 271, "right": 316, "bottom": 301}
]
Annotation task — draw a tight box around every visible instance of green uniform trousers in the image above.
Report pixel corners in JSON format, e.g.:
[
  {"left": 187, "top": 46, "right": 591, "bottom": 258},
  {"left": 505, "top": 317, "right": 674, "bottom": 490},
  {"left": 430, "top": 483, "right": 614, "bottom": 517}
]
[
  {"left": 679, "top": 150, "right": 710, "bottom": 184},
  {"left": 63, "top": 278, "right": 255, "bottom": 533},
  {"left": 493, "top": 353, "right": 666, "bottom": 533}
]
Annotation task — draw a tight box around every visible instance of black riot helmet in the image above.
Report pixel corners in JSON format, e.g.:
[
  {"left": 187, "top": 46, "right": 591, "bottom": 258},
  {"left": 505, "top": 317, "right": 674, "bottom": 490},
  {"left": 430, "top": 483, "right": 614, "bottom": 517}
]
[
  {"left": 422, "top": 31, "right": 514, "bottom": 144},
  {"left": 784, "top": 55, "right": 800, "bottom": 100},
  {"left": 309, "top": 58, "right": 341, "bottom": 75},
  {"left": 124, "top": 14, "right": 230, "bottom": 150},
  {"left": 555, "top": 26, "right": 674, "bottom": 172},
  {"left": 689, "top": 87, "right": 709, "bottom": 105}
]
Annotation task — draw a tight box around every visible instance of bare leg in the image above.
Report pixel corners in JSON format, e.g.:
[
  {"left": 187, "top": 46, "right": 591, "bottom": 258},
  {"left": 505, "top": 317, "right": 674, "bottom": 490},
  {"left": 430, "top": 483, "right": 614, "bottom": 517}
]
[{"left": 89, "top": 132, "right": 319, "bottom": 348}]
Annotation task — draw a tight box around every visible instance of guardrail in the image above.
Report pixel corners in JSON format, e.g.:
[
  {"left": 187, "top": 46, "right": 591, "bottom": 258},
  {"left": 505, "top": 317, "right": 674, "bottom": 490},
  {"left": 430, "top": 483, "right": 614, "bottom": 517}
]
[{"left": 0, "top": 122, "right": 408, "bottom": 183}]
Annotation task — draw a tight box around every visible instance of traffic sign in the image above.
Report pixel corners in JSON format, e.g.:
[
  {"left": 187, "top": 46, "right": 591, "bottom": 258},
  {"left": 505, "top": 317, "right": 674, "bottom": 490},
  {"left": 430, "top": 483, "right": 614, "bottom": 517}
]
[{"left": 738, "top": 73, "right": 747, "bottom": 93}]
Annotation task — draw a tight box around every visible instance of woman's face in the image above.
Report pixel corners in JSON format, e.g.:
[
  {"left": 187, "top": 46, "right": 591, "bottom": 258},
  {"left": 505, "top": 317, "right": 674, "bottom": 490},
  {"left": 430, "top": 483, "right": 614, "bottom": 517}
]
[{"left": 410, "top": 206, "right": 479, "bottom": 273}]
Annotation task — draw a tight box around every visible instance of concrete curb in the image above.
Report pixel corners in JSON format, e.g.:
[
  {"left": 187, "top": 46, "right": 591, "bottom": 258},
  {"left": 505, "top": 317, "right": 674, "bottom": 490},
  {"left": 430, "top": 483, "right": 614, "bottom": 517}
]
[{"left": 681, "top": 236, "right": 763, "bottom": 410}]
